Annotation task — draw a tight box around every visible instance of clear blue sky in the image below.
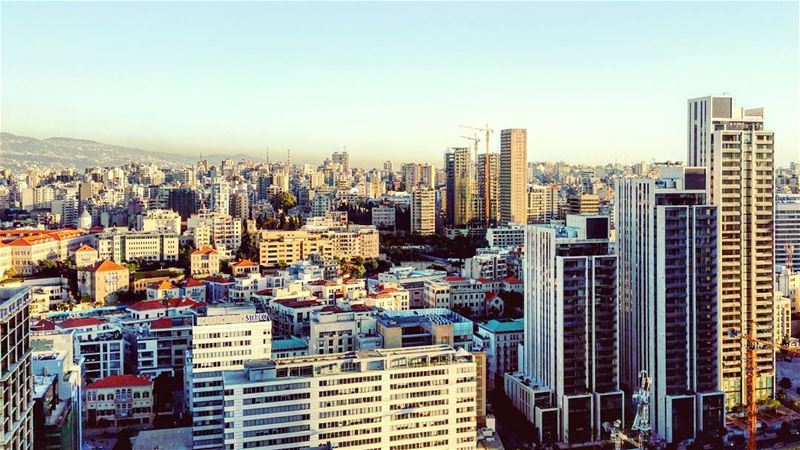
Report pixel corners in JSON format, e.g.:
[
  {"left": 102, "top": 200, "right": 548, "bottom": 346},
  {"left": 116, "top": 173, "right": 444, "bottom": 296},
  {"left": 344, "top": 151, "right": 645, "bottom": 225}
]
[{"left": 2, "top": 1, "right": 798, "bottom": 167}]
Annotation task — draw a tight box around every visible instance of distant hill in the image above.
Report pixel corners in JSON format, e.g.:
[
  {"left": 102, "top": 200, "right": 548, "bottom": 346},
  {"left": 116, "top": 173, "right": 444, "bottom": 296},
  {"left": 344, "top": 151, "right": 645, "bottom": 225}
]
[{"left": 0, "top": 132, "right": 192, "bottom": 171}]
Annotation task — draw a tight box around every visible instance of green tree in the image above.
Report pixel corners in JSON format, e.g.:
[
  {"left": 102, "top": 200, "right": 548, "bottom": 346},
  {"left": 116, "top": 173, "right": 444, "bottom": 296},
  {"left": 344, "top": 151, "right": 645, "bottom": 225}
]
[
  {"left": 271, "top": 192, "right": 297, "bottom": 212},
  {"left": 779, "top": 377, "right": 793, "bottom": 389},
  {"left": 3, "top": 267, "right": 17, "bottom": 280},
  {"left": 237, "top": 232, "right": 259, "bottom": 262}
]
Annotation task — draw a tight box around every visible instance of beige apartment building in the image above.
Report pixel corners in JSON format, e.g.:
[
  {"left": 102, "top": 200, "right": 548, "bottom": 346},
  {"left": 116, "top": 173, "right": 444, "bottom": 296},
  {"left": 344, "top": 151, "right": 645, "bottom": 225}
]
[
  {"left": 258, "top": 226, "right": 379, "bottom": 267},
  {"left": 411, "top": 187, "right": 436, "bottom": 235},
  {"left": 500, "top": 129, "right": 527, "bottom": 225},
  {"left": 78, "top": 260, "right": 130, "bottom": 304},
  {"left": 688, "top": 95, "right": 775, "bottom": 407},
  {"left": 190, "top": 245, "right": 219, "bottom": 278}
]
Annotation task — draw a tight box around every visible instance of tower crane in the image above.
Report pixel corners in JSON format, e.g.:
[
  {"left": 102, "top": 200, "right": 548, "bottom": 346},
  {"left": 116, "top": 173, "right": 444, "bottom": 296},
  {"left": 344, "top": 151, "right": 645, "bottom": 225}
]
[
  {"left": 604, "top": 370, "right": 653, "bottom": 450},
  {"left": 459, "top": 124, "right": 494, "bottom": 228},
  {"left": 460, "top": 134, "right": 481, "bottom": 169},
  {"left": 728, "top": 327, "right": 800, "bottom": 450}
]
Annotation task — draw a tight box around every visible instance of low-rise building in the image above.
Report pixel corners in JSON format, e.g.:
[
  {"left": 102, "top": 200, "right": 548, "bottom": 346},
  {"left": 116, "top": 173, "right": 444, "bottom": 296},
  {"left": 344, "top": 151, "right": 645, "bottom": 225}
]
[
  {"left": 229, "top": 259, "right": 258, "bottom": 277},
  {"left": 94, "top": 228, "right": 179, "bottom": 263},
  {"left": 475, "top": 318, "right": 524, "bottom": 391},
  {"left": 270, "top": 335, "right": 309, "bottom": 359},
  {"left": 84, "top": 375, "right": 154, "bottom": 428},
  {"left": 77, "top": 260, "right": 130, "bottom": 305},
  {"left": 309, "top": 305, "right": 376, "bottom": 354},
  {"left": 376, "top": 308, "right": 474, "bottom": 350},
  {"left": 124, "top": 315, "right": 194, "bottom": 378},
  {"left": 190, "top": 245, "right": 219, "bottom": 278},
  {"left": 464, "top": 248, "right": 509, "bottom": 280}
]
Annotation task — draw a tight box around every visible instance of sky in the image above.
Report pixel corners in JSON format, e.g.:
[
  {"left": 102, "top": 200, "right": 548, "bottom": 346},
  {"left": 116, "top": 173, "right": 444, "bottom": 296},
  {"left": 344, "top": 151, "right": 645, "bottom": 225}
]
[{"left": 1, "top": 1, "right": 798, "bottom": 168}]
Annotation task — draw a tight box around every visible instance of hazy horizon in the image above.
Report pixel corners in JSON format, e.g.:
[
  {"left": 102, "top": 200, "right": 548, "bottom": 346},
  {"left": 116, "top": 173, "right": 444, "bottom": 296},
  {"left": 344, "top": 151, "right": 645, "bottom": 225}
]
[{"left": 2, "top": 2, "right": 798, "bottom": 167}]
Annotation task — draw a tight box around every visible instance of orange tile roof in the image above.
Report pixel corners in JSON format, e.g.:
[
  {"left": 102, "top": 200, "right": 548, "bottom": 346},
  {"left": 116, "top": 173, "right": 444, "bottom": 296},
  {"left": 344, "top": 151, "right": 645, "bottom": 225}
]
[
  {"left": 86, "top": 374, "right": 151, "bottom": 390},
  {"left": 90, "top": 260, "right": 128, "bottom": 273},
  {"left": 231, "top": 259, "right": 257, "bottom": 267},
  {"left": 74, "top": 244, "right": 96, "bottom": 253},
  {"left": 192, "top": 245, "right": 218, "bottom": 255},
  {"left": 149, "top": 280, "right": 177, "bottom": 291}
]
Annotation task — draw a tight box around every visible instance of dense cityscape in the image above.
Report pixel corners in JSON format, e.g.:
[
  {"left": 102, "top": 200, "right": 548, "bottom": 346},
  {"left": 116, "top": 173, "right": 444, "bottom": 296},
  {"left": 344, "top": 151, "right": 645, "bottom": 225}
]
[{"left": 0, "top": 94, "right": 798, "bottom": 450}]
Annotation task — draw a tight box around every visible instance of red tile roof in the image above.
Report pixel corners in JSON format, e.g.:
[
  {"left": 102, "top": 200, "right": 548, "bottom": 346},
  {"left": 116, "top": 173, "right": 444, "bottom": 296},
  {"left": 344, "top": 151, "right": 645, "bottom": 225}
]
[
  {"left": 149, "top": 317, "right": 174, "bottom": 330},
  {"left": 129, "top": 297, "right": 204, "bottom": 312},
  {"left": 254, "top": 288, "right": 274, "bottom": 296},
  {"left": 57, "top": 317, "right": 106, "bottom": 329},
  {"left": 445, "top": 276, "right": 466, "bottom": 282},
  {"left": 74, "top": 244, "right": 96, "bottom": 253},
  {"left": 485, "top": 292, "right": 498, "bottom": 301},
  {"left": 503, "top": 277, "right": 522, "bottom": 285},
  {"left": 181, "top": 278, "right": 205, "bottom": 288},
  {"left": 203, "top": 276, "right": 234, "bottom": 284},
  {"left": 86, "top": 374, "right": 152, "bottom": 390},
  {"left": 32, "top": 318, "right": 56, "bottom": 331},
  {"left": 476, "top": 277, "right": 495, "bottom": 284}
]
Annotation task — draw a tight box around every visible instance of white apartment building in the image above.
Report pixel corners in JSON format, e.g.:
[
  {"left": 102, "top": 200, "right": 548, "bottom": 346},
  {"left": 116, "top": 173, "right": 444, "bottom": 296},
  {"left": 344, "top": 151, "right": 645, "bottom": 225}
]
[
  {"left": 0, "top": 287, "right": 34, "bottom": 450},
  {"left": 463, "top": 248, "right": 509, "bottom": 280},
  {"left": 135, "top": 209, "right": 182, "bottom": 234},
  {"left": 309, "top": 306, "right": 376, "bottom": 354},
  {"left": 94, "top": 228, "right": 179, "bottom": 263},
  {"left": 371, "top": 204, "right": 396, "bottom": 228},
  {"left": 776, "top": 194, "right": 800, "bottom": 269},
  {"left": 688, "top": 95, "right": 776, "bottom": 406},
  {"left": 475, "top": 318, "right": 524, "bottom": 392},
  {"left": 485, "top": 224, "right": 525, "bottom": 250},
  {"left": 220, "top": 345, "right": 477, "bottom": 450},
  {"left": 56, "top": 318, "right": 125, "bottom": 382},
  {"left": 186, "top": 305, "right": 272, "bottom": 450},
  {"left": 187, "top": 212, "right": 243, "bottom": 261},
  {"left": 527, "top": 184, "right": 560, "bottom": 224}
]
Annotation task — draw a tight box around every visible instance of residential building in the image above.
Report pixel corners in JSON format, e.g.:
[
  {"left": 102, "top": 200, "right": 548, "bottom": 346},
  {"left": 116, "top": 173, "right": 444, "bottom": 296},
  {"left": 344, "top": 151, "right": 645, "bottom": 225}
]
[
  {"left": 566, "top": 193, "right": 600, "bottom": 216},
  {"left": 83, "top": 375, "right": 153, "bottom": 428},
  {"left": 615, "top": 166, "right": 724, "bottom": 443},
  {"left": 72, "top": 244, "right": 98, "bottom": 269},
  {"left": 376, "top": 308, "right": 474, "bottom": 350},
  {"left": 371, "top": 204, "right": 396, "bottom": 228},
  {"left": 445, "top": 147, "right": 474, "bottom": 227},
  {"left": 411, "top": 188, "right": 436, "bottom": 235},
  {"left": 500, "top": 129, "right": 527, "bottom": 225},
  {"left": 94, "top": 228, "right": 179, "bottom": 263},
  {"left": 309, "top": 305, "right": 376, "bottom": 354},
  {"left": 506, "top": 215, "right": 622, "bottom": 446},
  {"left": 229, "top": 259, "right": 259, "bottom": 278},
  {"left": 687, "top": 95, "right": 776, "bottom": 406},
  {"left": 485, "top": 224, "right": 525, "bottom": 250},
  {"left": 135, "top": 209, "right": 181, "bottom": 234},
  {"left": 187, "top": 212, "right": 242, "bottom": 260},
  {"left": 464, "top": 248, "right": 509, "bottom": 280},
  {"left": 776, "top": 194, "right": 800, "bottom": 269},
  {"left": 527, "top": 184, "right": 560, "bottom": 224},
  {"left": 376, "top": 266, "right": 447, "bottom": 309},
  {"left": 270, "top": 335, "right": 309, "bottom": 359},
  {"left": 124, "top": 315, "right": 194, "bottom": 378},
  {"left": 476, "top": 153, "right": 500, "bottom": 225},
  {"left": 190, "top": 245, "right": 219, "bottom": 278},
  {"left": 475, "top": 318, "right": 524, "bottom": 391},
  {"left": 77, "top": 260, "right": 129, "bottom": 305},
  {"left": 219, "top": 345, "right": 477, "bottom": 450},
  {"left": 0, "top": 286, "right": 34, "bottom": 450},
  {"left": 56, "top": 318, "right": 125, "bottom": 382}
]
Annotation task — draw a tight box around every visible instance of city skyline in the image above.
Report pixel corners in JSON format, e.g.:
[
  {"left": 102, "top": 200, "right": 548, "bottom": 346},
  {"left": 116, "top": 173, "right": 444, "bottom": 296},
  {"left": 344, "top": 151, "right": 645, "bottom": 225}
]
[{"left": 2, "top": 2, "right": 798, "bottom": 167}]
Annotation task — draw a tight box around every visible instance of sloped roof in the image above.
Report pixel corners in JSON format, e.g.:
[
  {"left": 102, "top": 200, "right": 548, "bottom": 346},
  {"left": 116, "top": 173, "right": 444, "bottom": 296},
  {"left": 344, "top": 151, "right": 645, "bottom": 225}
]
[
  {"left": 74, "top": 244, "right": 96, "bottom": 253},
  {"left": 86, "top": 374, "right": 151, "bottom": 390},
  {"left": 90, "top": 260, "right": 128, "bottom": 273},
  {"left": 231, "top": 259, "right": 256, "bottom": 267}
]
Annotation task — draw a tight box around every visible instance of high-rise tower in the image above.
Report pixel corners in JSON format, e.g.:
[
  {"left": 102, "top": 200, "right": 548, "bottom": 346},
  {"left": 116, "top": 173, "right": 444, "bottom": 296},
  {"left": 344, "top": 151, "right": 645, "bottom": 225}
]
[
  {"left": 687, "top": 96, "right": 775, "bottom": 407},
  {"left": 500, "top": 129, "right": 527, "bottom": 225}
]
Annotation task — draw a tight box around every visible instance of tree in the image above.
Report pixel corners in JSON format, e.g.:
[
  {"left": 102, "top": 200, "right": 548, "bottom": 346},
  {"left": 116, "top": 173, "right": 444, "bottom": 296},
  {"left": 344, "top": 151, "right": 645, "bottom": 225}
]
[
  {"left": 112, "top": 429, "right": 134, "bottom": 450},
  {"left": 3, "top": 267, "right": 17, "bottom": 280},
  {"left": 237, "top": 232, "right": 259, "bottom": 262},
  {"left": 270, "top": 192, "right": 296, "bottom": 212},
  {"left": 779, "top": 377, "right": 793, "bottom": 390}
]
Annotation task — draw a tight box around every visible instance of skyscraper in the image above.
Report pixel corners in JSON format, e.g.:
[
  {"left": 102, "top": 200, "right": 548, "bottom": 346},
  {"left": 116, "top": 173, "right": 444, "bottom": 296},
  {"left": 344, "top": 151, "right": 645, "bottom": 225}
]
[
  {"left": 616, "top": 166, "right": 724, "bottom": 443},
  {"left": 500, "top": 129, "right": 527, "bottom": 225},
  {"left": 0, "top": 287, "right": 34, "bottom": 449},
  {"left": 332, "top": 151, "right": 350, "bottom": 173},
  {"left": 476, "top": 153, "right": 500, "bottom": 225},
  {"left": 411, "top": 187, "right": 436, "bottom": 235},
  {"left": 507, "top": 215, "right": 622, "bottom": 446},
  {"left": 687, "top": 96, "right": 775, "bottom": 407},
  {"left": 445, "top": 147, "right": 473, "bottom": 227}
]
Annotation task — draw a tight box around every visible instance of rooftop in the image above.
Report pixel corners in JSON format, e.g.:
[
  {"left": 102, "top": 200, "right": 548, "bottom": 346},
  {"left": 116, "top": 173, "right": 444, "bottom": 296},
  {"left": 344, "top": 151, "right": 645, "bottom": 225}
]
[
  {"left": 479, "top": 318, "right": 525, "bottom": 333},
  {"left": 86, "top": 374, "right": 151, "bottom": 390}
]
